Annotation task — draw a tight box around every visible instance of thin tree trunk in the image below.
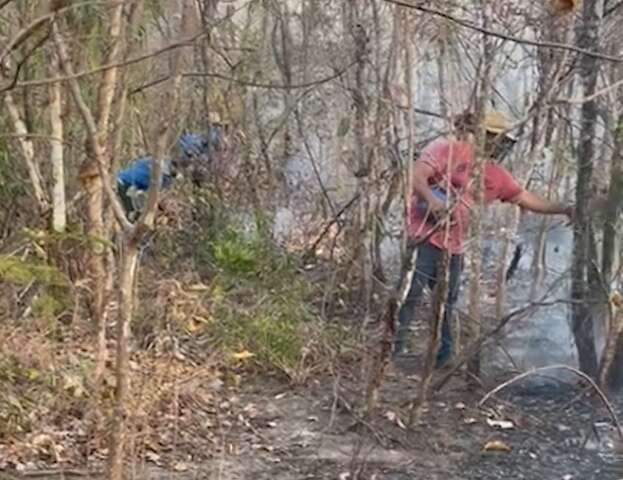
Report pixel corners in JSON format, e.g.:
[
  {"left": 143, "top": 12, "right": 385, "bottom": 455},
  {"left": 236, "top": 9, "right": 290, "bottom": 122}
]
[
  {"left": 599, "top": 116, "right": 623, "bottom": 388},
  {"left": 410, "top": 249, "right": 449, "bottom": 424},
  {"left": 350, "top": 8, "right": 373, "bottom": 328},
  {"left": 571, "top": 0, "right": 601, "bottom": 378},
  {"left": 107, "top": 241, "right": 139, "bottom": 480},
  {"left": 107, "top": 0, "right": 191, "bottom": 475},
  {"left": 5, "top": 93, "right": 48, "bottom": 212},
  {"left": 48, "top": 55, "right": 66, "bottom": 233},
  {"left": 401, "top": 12, "right": 414, "bottom": 269},
  {"left": 466, "top": 2, "right": 492, "bottom": 378},
  {"left": 605, "top": 314, "right": 623, "bottom": 390}
]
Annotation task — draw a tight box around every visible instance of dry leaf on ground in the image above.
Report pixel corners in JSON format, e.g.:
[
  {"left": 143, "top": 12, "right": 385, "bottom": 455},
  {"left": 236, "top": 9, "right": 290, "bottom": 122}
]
[{"left": 483, "top": 440, "right": 512, "bottom": 452}]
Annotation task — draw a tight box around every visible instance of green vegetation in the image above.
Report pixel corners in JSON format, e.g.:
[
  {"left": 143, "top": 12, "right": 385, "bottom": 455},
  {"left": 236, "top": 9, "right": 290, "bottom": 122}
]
[
  {"left": 0, "top": 256, "right": 69, "bottom": 287},
  {"left": 141, "top": 198, "right": 342, "bottom": 380},
  {"left": 201, "top": 210, "right": 317, "bottom": 376}
]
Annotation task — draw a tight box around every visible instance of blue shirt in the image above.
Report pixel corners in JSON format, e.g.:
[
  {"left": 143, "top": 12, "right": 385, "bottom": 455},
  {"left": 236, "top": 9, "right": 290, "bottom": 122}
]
[{"left": 117, "top": 156, "right": 174, "bottom": 191}]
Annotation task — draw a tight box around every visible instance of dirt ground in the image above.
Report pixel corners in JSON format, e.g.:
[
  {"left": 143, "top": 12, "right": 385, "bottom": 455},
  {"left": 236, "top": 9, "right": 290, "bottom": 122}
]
[{"left": 4, "top": 354, "right": 621, "bottom": 480}]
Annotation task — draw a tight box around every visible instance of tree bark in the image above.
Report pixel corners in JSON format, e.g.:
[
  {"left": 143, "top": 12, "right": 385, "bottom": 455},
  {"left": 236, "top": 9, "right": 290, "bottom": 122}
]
[
  {"left": 570, "top": 0, "right": 601, "bottom": 378},
  {"left": 599, "top": 116, "right": 623, "bottom": 389},
  {"left": 466, "top": 2, "right": 492, "bottom": 378},
  {"left": 107, "top": 241, "right": 139, "bottom": 480},
  {"left": 107, "top": 0, "right": 190, "bottom": 476},
  {"left": 4, "top": 93, "right": 48, "bottom": 212},
  {"left": 48, "top": 53, "right": 66, "bottom": 233}
]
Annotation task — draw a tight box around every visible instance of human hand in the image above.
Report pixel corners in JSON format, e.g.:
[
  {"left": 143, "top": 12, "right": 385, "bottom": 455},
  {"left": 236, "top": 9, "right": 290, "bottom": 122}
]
[{"left": 427, "top": 195, "right": 447, "bottom": 218}]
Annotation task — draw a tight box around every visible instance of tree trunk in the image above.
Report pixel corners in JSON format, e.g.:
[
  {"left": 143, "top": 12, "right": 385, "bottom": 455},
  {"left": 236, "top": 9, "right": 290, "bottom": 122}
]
[
  {"left": 599, "top": 116, "right": 623, "bottom": 389},
  {"left": 107, "top": 0, "right": 190, "bottom": 476},
  {"left": 106, "top": 241, "right": 139, "bottom": 480},
  {"left": 605, "top": 318, "right": 623, "bottom": 390},
  {"left": 5, "top": 93, "right": 48, "bottom": 212},
  {"left": 349, "top": 5, "right": 373, "bottom": 327},
  {"left": 466, "top": 2, "right": 492, "bottom": 378},
  {"left": 570, "top": 0, "right": 601, "bottom": 378},
  {"left": 48, "top": 55, "right": 66, "bottom": 233}
]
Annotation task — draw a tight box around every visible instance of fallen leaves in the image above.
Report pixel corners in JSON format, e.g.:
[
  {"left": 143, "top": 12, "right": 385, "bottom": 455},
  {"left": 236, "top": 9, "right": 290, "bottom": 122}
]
[
  {"left": 172, "top": 461, "right": 190, "bottom": 472},
  {"left": 610, "top": 291, "right": 623, "bottom": 308},
  {"left": 486, "top": 418, "right": 515, "bottom": 430},
  {"left": 384, "top": 410, "right": 407, "bottom": 429},
  {"left": 483, "top": 440, "right": 512, "bottom": 453},
  {"left": 231, "top": 350, "right": 255, "bottom": 361},
  {"left": 62, "top": 374, "right": 86, "bottom": 399}
]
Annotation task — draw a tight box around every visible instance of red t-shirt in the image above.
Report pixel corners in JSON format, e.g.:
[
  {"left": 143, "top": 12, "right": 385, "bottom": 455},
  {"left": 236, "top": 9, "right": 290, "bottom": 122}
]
[{"left": 408, "top": 138, "right": 522, "bottom": 254}]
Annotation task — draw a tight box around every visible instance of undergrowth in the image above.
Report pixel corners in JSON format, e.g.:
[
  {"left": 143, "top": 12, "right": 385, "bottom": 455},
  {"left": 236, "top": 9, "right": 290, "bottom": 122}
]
[
  {"left": 0, "top": 195, "right": 345, "bottom": 468},
  {"left": 142, "top": 194, "right": 344, "bottom": 381}
]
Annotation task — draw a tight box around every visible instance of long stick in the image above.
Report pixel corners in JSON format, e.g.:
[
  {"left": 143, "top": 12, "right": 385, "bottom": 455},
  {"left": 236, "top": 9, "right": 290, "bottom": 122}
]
[{"left": 479, "top": 364, "right": 623, "bottom": 442}]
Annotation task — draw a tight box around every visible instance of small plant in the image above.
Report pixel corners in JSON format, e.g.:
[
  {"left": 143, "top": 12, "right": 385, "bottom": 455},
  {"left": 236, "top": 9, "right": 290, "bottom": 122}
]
[
  {"left": 211, "top": 228, "right": 262, "bottom": 275},
  {"left": 0, "top": 256, "right": 69, "bottom": 288}
]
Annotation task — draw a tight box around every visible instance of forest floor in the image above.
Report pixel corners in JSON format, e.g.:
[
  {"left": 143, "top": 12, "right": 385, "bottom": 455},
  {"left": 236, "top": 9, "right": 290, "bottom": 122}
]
[
  {"left": 1, "top": 242, "right": 622, "bottom": 479},
  {"left": 1, "top": 352, "right": 621, "bottom": 480}
]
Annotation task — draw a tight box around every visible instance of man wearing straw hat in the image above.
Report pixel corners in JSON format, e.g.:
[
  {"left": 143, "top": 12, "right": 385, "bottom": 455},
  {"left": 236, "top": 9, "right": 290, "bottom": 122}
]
[{"left": 393, "top": 110, "right": 573, "bottom": 368}]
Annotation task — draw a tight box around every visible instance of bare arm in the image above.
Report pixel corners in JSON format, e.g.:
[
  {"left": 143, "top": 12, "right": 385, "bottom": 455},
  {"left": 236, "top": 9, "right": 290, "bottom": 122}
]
[{"left": 512, "top": 190, "right": 572, "bottom": 216}]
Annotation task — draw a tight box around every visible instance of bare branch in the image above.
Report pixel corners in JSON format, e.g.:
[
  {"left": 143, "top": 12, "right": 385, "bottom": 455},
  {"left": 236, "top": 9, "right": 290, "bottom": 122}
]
[
  {"left": 384, "top": 0, "right": 623, "bottom": 63},
  {"left": 479, "top": 364, "right": 623, "bottom": 443},
  {"left": 95, "top": 0, "right": 125, "bottom": 137},
  {"left": 52, "top": 19, "right": 132, "bottom": 231},
  {"left": 558, "top": 75, "right": 623, "bottom": 104},
  {"left": 0, "top": 28, "right": 50, "bottom": 94},
  {"left": 0, "top": 0, "right": 15, "bottom": 11},
  {"left": 128, "top": 61, "right": 358, "bottom": 95},
  {"left": 0, "top": 0, "right": 104, "bottom": 68},
  {"left": 4, "top": 0, "right": 258, "bottom": 92},
  {"left": 4, "top": 93, "right": 49, "bottom": 210}
]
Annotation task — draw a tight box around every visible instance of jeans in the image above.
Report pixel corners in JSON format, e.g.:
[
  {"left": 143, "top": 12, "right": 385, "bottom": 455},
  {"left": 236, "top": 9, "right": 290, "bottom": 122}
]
[
  {"left": 117, "top": 180, "right": 136, "bottom": 220},
  {"left": 393, "top": 241, "right": 463, "bottom": 364}
]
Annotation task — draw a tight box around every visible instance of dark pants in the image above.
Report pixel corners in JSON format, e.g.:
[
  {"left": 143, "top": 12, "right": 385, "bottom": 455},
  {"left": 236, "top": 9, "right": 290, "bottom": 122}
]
[
  {"left": 393, "top": 241, "right": 463, "bottom": 362},
  {"left": 116, "top": 181, "right": 136, "bottom": 220}
]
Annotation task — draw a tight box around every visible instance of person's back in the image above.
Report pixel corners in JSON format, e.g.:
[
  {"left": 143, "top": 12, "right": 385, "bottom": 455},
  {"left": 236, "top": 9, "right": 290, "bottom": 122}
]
[
  {"left": 116, "top": 156, "right": 175, "bottom": 220},
  {"left": 117, "top": 156, "right": 154, "bottom": 191},
  {"left": 116, "top": 128, "right": 227, "bottom": 219}
]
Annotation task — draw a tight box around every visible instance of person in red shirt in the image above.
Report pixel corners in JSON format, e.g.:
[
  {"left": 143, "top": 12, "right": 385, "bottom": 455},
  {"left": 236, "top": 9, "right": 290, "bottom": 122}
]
[{"left": 393, "top": 111, "right": 573, "bottom": 367}]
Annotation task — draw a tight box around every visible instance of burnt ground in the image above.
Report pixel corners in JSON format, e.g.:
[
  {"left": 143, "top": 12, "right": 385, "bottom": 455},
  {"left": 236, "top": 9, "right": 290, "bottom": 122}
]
[
  {"left": 222, "top": 360, "right": 623, "bottom": 480},
  {"left": 1, "top": 356, "right": 622, "bottom": 480}
]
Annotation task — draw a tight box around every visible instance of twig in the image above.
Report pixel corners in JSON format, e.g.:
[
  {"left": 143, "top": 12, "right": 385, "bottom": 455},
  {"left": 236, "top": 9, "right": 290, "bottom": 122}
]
[
  {"left": 479, "top": 364, "right": 623, "bottom": 442},
  {"left": 129, "top": 60, "right": 358, "bottom": 95},
  {"left": 294, "top": 108, "right": 336, "bottom": 216},
  {"left": 20, "top": 469, "right": 102, "bottom": 478},
  {"left": 0, "top": 0, "right": 15, "bottom": 11},
  {"left": 0, "top": 1, "right": 102, "bottom": 67},
  {"left": 306, "top": 193, "right": 361, "bottom": 257},
  {"left": 432, "top": 300, "right": 574, "bottom": 392},
  {"left": 384, "top": 0, "right": 623, "bottom": 63},
  {"left": 5, "top": 0, "right": 258, "bottom": 91},
  {"left": 408, "top": 249, "right": 449, "bottom": 426},
  {"left": 364, "top": 296, "right": 397, "bottom": 414},
  {"left": 0, "top": 27, "right": 51, "bottom": 94}
]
